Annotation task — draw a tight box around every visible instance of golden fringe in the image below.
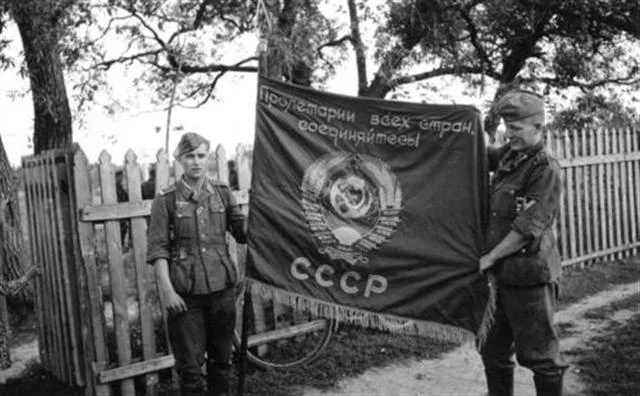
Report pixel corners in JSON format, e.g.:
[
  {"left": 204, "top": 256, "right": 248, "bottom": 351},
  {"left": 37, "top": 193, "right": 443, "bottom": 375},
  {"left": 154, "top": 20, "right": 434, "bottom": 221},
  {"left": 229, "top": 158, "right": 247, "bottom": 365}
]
[
  {"left": 475, "top": 273, "right": 498, "bottom": 350},
  {"left": 248, "top": 279, "right": 481, "bottom": 345}
]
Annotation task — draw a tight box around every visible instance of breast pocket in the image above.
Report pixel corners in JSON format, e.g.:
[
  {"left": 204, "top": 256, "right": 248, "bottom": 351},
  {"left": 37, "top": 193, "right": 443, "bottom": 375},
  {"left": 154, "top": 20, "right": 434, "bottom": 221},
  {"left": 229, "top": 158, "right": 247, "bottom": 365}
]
[
  {"left": 209, "top": 196, "right": 226, "bottom": 236},
  {"left": 493, "top": 184, "right": 519, "bottom": 218},
  {"left": 176, "top": 203, "right": 195, "bottom": 238}
]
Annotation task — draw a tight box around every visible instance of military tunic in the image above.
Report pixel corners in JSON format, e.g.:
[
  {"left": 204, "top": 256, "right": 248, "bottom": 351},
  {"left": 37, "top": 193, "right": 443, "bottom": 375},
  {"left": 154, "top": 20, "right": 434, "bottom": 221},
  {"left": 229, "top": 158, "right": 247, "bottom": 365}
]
[
  {"left": 147, "top": 177, "right": 246, "bottom": 294},
  {"left": 486, "top": 142, "right": 563, "bottom": 285}
]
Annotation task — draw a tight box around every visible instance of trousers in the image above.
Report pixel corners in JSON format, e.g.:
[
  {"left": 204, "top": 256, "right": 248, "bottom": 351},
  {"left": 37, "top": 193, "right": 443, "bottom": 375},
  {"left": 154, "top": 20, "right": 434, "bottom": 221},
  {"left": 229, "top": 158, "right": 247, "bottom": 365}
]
[
  {"left": 479, "top": 283, "right": 567, "bottom": 395},
  {"left": 168, "top": 288, "right": 236, "bottom": 395}
]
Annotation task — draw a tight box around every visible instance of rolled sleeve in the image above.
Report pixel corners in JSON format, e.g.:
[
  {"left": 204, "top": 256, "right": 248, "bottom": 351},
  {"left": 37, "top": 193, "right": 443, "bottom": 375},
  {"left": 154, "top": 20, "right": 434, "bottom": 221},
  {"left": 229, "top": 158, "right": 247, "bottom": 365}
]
[
  {"left": 225, "top": 190, "right": 247, "bottom": 244},
  {"left": 511, "top": 162, "right": 562, "bottom": 239},
  {"left": 146, "top": 194, "right": 171, "bottom": 264}
]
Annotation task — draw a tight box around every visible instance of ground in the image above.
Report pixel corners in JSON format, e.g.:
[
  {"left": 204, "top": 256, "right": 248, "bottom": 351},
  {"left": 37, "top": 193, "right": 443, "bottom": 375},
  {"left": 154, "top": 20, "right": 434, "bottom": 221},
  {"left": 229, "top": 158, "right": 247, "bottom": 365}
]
[{"left": 299, "top": 281, "right": 639, "bottom": 395}]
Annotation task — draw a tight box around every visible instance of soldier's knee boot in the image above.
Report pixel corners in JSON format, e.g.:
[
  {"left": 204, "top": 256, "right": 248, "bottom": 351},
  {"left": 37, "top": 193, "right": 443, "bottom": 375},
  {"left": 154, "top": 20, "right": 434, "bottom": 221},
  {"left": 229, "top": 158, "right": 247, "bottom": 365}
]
[
  {"left": 206, "top": 361, "right": 231, "bottom": 396},
  {"left": 485, "top": 368, "right": 514, "bottom": 396},
  {"left": 534, "top": 373, "right": 563, "bottom": 396}
]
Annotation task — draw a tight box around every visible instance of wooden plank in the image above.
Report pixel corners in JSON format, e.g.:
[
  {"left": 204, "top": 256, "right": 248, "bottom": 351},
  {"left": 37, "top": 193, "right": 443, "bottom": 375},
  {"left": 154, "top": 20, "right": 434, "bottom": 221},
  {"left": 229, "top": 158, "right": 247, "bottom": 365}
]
[
  {"left": 44, "top": 152, "right": 74, "bottom": 385},
  {"left": 153, "top": 149, "right": 179, "bottom": 387},
  {"left": 216, "top": 144, "right": 229, "bottom": 183},
  {"left": 247, "top": 320, "right": 327, "bottom": 347},
  {"left": 630, "top": 130, "right": 640, "bottom": 254},
  {"left": 81, "top": 200, "right": 153, "bottom": 222},
  {"left": 98, "top": 150, "right": 135, "bottom": 396},
  {"left": 22, "top": 160, "right": 48, "bottom": 369},
  {"left": 251, "top": 293, "right": 268, "bottom": 356},
  {"left": 125, "top": 150, "right": 159, "bottom": 395},
  {"left": 50, "top": 151, "right": 84, "bottom": 385},
  {"left": 580, "top": 129, "right": 592, "bottom": 256},
  {"left": 562, "top": 241, "right": 640, "bottom": 267},
  {"left": 574, "top": 130, "right": 585, "bottom": 257},
  {"left": 49, "top": 151, "right": 76, "bottom": 384},
  {"left": 604, "top": 129, "right": 615, "bottom": 260},
  {"left": 588, "top": 129, "right": 599, "bottom": 255},
  {"left": 611, "top": 129, "right": 623, "bottom": 258},
  {"left": 597, "top": 129, "right": 608, "bottom": 256},
  {"left": 237, "top": 144, "right": 252, "bottom": 191},
  {"left": 557, "top": 151, "right": 640, "bottom": 167},
  {"left": 97, "top": 355, "right": 175, "bottom": 384},
  {"left": 36, "top": 154, "right": 65, "bottom": 381},
  {"left": 618, "top": 129, "right": 630, "bottom": 257},
  {"left": 563, "top": 131, "right": 577, "bottom": 259},
  {"left": 72, "top": 147, "right": 111, "bottom": 396},
  {"left": 557, "top": 131, "right": 569, "bottom": 259}
]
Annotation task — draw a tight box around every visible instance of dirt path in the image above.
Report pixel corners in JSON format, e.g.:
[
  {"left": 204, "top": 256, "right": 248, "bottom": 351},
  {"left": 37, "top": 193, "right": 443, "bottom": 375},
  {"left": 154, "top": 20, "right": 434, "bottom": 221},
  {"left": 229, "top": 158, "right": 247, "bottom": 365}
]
[{"left": 302, "top": 281, "right": 640, "bottom": 396}]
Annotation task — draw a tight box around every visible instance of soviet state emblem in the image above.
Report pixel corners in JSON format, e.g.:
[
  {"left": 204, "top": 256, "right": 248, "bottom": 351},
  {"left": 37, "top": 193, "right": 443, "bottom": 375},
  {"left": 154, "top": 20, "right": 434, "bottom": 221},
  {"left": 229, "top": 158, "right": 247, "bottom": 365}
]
[{"left": 301, "top": 152, "right": 403, "bottom": 265}]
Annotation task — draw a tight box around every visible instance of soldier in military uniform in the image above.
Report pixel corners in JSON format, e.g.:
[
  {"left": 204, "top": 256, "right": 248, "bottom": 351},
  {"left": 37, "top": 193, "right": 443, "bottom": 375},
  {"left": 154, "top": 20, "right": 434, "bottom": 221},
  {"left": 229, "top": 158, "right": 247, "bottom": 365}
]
[
  {"left": 147, "top": 132, "right": 247, "bottom": 396},
  {"left": 478, "top": 91, "right": 567, "bottom": 396}
]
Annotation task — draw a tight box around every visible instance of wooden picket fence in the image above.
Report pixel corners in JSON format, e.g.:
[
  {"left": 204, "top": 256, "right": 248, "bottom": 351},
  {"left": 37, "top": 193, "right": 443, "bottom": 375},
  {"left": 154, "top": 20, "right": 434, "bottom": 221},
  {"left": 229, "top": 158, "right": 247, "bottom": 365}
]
[
  {"left": 19, "top": 128, "right": 640, "bottom": 395},
  {"left": 545, "top": 128, "right": 640, "bottom": 266}
]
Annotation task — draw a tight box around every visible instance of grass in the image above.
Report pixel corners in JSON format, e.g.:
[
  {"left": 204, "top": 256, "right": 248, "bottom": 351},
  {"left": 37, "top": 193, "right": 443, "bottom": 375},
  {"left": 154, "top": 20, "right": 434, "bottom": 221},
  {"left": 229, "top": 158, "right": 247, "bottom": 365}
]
[
  {"left": 572, "top": 293, "right": 640, "bottom": 396},
  {"left": 2, "top": 256, "right": 640, "bottom": 395}
]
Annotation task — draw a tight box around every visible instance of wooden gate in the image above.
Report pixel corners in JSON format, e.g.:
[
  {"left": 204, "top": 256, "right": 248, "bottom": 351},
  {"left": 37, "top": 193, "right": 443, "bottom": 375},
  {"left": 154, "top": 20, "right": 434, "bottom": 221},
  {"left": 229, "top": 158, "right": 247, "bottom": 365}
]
[{"left": 22, "top": 149, "right": 85, "bottom": 388}]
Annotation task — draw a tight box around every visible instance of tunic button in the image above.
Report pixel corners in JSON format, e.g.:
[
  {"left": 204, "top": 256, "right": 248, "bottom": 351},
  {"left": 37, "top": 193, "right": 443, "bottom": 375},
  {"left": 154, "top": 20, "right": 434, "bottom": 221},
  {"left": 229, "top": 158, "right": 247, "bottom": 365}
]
[
  {"left": 492, "top": 212, "right": 497, "bottom": 216},
  {"left": 202, "top": 248, "right": 206, "bottom": 252},
  {"left": 202, "top": 234, "right": 206, "bottom": 238}
]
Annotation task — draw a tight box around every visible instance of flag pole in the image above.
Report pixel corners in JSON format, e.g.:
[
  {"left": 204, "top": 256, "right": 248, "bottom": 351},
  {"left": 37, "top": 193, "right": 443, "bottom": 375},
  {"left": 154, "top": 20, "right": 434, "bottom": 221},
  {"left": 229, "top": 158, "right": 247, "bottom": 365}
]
[{"left": 236, "top": 282, "right": 251, "bottom": 396}]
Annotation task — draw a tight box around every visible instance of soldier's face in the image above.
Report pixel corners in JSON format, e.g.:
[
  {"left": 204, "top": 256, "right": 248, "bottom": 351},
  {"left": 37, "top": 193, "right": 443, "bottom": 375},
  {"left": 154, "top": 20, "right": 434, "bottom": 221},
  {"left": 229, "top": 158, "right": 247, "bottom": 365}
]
[
  {"left": 504, "top": 120, "right": 542, "bottom": 151},
  {"left": 179, "top": 144, "right": 208, "bottom": 181}
]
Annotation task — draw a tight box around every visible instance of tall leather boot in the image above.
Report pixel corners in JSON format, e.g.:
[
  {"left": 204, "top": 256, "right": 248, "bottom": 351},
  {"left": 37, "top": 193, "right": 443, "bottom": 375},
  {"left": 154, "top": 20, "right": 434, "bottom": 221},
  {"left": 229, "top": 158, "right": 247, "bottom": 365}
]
[
  {"left": 206, "top": 361, "right": 231, "bottom": 396},
  {"left": 534, "top": 374, "right": 563, "bottom": 396},
  {"left": 485, "top": 369, "right": 514, "bottom": 396}
]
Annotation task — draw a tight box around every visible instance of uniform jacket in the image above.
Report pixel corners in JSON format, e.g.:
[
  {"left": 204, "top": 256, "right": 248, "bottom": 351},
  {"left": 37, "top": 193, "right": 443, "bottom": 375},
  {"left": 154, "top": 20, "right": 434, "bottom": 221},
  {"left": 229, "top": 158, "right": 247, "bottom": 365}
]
[
  {"left": 147, "top": 177, "right": 247, "bottom": 294},
  {"left": 487, "top": 142, "right": 563, "bottom": 285}
]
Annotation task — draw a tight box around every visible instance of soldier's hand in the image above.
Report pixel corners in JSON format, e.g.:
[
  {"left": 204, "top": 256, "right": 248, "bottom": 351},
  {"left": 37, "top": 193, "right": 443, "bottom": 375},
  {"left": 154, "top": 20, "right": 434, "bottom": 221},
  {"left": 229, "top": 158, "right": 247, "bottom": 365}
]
[
  {"left": 479, "top": 254, "right": 496, "bottom": 275},
  {"left": 164, "top": 289, "right": 187, "bottom": 314}
]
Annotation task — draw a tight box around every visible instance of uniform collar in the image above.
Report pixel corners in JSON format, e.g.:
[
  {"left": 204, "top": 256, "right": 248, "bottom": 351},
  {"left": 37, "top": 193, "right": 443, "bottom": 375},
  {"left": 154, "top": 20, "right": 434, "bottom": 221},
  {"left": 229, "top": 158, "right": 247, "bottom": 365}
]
[
  {"left": 177, "top": 176, "right": 213, "bottom": 202},
  {"left": 496, "top": 141, "right": 544, "bottom": 175}
]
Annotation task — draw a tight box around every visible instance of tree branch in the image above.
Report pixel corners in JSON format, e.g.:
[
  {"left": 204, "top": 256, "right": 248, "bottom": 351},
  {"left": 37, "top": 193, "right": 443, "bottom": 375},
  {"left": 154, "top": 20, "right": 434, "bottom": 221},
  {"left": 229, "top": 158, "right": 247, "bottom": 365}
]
[
  {"left": 347, "top": 0, "right": 367, "bottom": 94},
  {"left": 94, "top": 49, "right": 163, "bottom": 69},
  {"left": 390, "top": 65, "right": 499, "bottom": 87}
]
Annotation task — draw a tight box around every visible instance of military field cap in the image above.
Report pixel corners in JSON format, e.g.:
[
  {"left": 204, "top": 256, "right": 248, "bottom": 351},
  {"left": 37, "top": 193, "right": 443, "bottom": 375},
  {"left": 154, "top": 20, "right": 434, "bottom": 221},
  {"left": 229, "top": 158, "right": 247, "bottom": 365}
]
[
  {"left": 494, "top": 90, "right": 545, "bottom": 125},
  {"left": 174, "top": 132, "right": 210, "bottom": 157}
]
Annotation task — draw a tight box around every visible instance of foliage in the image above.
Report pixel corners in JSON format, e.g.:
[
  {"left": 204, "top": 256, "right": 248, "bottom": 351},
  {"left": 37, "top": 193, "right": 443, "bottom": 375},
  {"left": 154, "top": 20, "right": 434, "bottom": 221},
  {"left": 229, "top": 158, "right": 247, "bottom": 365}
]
[{"left": 550, "top": 91, "right": 640, "bottom": 131}]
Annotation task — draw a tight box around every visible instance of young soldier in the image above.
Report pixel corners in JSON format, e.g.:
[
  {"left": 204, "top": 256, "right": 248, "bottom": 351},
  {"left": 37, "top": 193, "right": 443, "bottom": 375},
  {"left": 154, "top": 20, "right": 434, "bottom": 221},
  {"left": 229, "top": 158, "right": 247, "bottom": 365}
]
[
  {"left": 479, "top": 91, "right": 567, "bottom": 396},
  {"left": 147, "top": 132, "right": 246, "bottom": 396}
]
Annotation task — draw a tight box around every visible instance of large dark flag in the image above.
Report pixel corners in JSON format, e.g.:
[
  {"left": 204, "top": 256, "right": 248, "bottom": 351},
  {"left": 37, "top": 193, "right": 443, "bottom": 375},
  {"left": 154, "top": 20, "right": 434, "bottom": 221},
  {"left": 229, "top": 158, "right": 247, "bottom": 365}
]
[{"left": 246, "top": 77, "right": 491, "bottom": 343}]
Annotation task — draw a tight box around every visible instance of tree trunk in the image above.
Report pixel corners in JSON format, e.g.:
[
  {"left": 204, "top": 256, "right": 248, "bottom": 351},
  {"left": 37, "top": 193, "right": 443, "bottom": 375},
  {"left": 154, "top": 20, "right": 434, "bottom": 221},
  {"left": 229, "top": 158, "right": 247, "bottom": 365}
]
[
  {"left": 10, "top": 0, "right": 73, "bottom": 153},
  {"left": 0, "top": 134, "right": 32, "bottom": 368}
]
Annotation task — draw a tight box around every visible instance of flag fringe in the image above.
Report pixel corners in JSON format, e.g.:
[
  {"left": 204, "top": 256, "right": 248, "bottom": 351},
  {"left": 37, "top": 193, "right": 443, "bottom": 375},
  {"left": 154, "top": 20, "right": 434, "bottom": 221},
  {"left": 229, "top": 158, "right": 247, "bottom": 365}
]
[{"left": 248, "top": 279, "right": 481, "bottom": 345}]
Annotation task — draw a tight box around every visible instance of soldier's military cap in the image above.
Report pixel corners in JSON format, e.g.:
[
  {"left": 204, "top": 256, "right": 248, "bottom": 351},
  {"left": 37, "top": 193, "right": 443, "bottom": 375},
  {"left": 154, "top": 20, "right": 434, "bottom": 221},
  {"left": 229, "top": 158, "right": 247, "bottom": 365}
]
[
  {"left": 494, "top": 90, "right": 545, "bottom": 125},
  {"left": 174, "top": 132, "right": 210, "bottom": 157}
]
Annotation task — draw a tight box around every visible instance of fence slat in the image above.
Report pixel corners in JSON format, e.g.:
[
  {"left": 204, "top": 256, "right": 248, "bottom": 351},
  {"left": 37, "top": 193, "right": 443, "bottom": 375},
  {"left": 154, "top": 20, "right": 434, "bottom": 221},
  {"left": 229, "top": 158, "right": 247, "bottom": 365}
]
[
  {"left": 50, "top": 151, "right": 84, "bottom": 385},
  {"left": 37, "top": 154, "right": 66, "bottom": 381},
  {"left": 630, "top": 130, "right": 640, "bottom": 255},
  {"left": 98, "top": 150, "right": 136, "bottom": 396},
  {"left": 22, "top": 160, "right": 49, "bottom": 370},
  {"left": 125, "top": 149, "right": 159, "bottom": 395},
  {"left": 574, "top": 130, "right": 585, "bottom": 257},
  {"left": 619, "top": 129, "right": 630, "bottom": 258},
  {"left": 563, "top": 131, "right": 577, "bottom": 259},
  {"left": 610, "top": 129, "right": 623, "bottom": 259},
  {"left": 73, "top": 147, "right": 111, "bottom": 396},
  {"left": 587, "top": 129, "right": 599, "bottom": 255}
]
